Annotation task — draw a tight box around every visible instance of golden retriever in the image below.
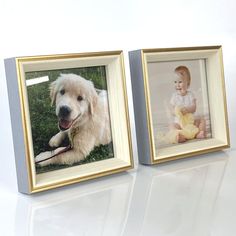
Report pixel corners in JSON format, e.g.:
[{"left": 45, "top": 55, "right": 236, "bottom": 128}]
[{"left": 35, "top": 73, "right": 112, "bottom": 166}]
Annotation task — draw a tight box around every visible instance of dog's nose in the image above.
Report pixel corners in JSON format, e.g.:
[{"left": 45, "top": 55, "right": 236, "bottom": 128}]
[{"left": 58, "top": 106, "right": 71, "bottom": 118}]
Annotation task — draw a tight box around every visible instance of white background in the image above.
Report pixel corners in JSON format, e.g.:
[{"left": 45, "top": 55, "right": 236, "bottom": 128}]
[{"left": 0, "top": 0, "right": 236, "bottom": 235}]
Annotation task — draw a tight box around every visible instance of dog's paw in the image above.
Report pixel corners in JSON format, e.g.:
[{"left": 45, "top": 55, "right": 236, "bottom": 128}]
[
  {"left": 49, "top": 135, "right": 61, "bottom": 147},
  {"left": 35, "top": 151, "right": 53, "bottom": 167}
]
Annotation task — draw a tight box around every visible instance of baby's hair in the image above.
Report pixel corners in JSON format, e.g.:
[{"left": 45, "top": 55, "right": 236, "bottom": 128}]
[{"left": 174, "top": 66, "right": 191, "bottom": 86}]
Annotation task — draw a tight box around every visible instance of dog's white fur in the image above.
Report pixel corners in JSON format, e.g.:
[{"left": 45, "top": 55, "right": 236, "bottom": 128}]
[{"left": 35, "top": 73, "right": 112, "bottom": 166}]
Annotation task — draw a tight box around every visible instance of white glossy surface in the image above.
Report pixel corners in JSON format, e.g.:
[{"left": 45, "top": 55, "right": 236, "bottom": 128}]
[
  {"left": 1, "top": 0, "right": 236, "bottom": 235},
  {"left": 1, "top": 151, "right": 236, "bottom": 236}
]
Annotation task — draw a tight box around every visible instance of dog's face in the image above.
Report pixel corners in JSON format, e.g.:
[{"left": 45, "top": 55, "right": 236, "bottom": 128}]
[{"left": 50, "top": 74, "right": 98, "bottom": 131}]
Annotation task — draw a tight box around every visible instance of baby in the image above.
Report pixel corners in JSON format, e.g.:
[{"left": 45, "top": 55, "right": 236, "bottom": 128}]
[{"left": 170, "top": 66, "right": 206, "bottom": 143}]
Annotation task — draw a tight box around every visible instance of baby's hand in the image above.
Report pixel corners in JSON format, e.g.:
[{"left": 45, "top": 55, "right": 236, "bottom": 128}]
[{"left": 181, "top": 107, "right": 188, "bottom": 115}]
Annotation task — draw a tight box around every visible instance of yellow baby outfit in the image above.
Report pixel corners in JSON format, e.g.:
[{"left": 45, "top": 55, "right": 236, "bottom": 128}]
[{"left": 160, "top": 106, "right": 199, "bottom": 144}]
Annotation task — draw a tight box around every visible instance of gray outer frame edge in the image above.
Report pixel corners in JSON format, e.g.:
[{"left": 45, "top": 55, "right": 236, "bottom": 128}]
[
  {"left": 4, "top": 58, "right": 30, "bottom": 194},
  {"left": 129, "top": 50, "right": 152, "bottom": 165}
]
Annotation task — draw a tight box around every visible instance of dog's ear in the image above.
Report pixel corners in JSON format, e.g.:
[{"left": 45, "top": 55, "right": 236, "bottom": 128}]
[
  {"left": 88, "top": 82, "right": 98, "bottom": 115},
  {"left": 49, "top": 81, "right": 57, "bottom": 106}
]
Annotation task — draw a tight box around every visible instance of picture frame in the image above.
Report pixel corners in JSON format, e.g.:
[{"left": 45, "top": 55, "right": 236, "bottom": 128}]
[
  {"left": 129, "top": 46, "right": 230, "bottom": 165},
  {"left": 5, "top": 50, "right": 134, "bottom": 194}
]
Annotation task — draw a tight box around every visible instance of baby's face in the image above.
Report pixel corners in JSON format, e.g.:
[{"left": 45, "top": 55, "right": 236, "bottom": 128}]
[{"left": 174, "top": 75, "right": 188, "bottom": 95}]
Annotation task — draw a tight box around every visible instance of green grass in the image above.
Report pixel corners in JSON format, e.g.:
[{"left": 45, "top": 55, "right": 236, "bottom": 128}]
[
  {"left": 36, "top": 143, "right": 114, "bottom": 174},
  {"left": 26, "top": 66, "right": 114, "bottom": 174}
]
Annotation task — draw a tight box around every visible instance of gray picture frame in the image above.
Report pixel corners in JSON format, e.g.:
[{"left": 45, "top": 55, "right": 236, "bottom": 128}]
[
  {"left": 129, "top": 46, "right": 230, "bottom": 165},
  {"left": 5, "top": 51, "right": 134, "bottom": 194}
]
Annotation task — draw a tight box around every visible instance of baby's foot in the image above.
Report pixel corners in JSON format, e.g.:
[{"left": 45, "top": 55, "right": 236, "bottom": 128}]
[
  {"left": 177, "top": 133, "right": 186, "bottom": 143},
  {"left": 196, "top": 131, "right": 205, "bottom": 139}
]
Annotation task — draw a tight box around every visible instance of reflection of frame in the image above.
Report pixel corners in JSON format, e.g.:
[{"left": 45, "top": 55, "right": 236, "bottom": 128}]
[
  {"left": 124, "top": 153, "right": 228, "bottom": 235},
  {"left": 5, "top": 51, "right": 133, "bottom": 193},
  {"left": 129, "top": 46, "right": 230, "bottom": 164},
  {"left": 15, "top": 173, "right": 134, "bottom": 234}
]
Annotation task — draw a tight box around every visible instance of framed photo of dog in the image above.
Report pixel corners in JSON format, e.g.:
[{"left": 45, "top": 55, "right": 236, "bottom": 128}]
[
  {"left": 129, "top": 46, "right": 230, "bottom": 164},
  {"left": 5, "top": 51, "right": 134, "bottom": 193}
]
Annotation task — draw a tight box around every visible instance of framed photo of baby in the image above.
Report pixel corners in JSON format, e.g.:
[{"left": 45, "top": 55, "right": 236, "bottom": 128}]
[
  {"left": 148, "top": 60, "right": 210, "bottom": 148},
  {"left": 129, "top": 46, "right": 230, "bottom": 164}
]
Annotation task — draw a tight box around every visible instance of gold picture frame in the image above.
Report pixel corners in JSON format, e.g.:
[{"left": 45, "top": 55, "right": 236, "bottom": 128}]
[
  {"left": 129, "top": 46, "right": 230, "bottom": 164},
  {"left": 5, "top": 50, "right": 134, "bottom": 193}
]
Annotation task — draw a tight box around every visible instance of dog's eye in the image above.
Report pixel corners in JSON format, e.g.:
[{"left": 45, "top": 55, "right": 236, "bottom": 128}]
[
  {"left": 60, "top": 89, "right": 65, "bottom": 95},
  {"left": 77, "top": 95, "right": 83, "bottom": 101}
]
